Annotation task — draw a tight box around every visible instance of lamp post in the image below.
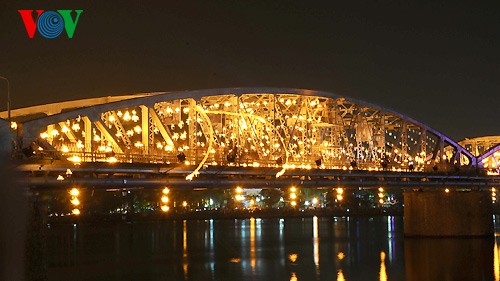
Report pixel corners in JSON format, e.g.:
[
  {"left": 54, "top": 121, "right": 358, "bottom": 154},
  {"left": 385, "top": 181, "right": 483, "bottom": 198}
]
[{"left": 0, "top": 76, "right": 10, "bottom": 123}]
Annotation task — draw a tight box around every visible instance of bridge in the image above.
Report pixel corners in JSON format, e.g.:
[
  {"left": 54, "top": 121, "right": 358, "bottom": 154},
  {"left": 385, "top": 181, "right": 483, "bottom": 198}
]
[
  {"left": 2, "top": 87, "right": 499, "bottom": 236},
  {"left": 1, "top": 87, "right": 498, "bottom": 185}
]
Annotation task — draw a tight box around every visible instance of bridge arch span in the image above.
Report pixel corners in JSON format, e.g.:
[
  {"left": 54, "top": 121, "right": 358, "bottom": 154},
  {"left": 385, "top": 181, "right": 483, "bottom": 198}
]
[
  {"left": 13, "top": 87, "right": 475, "bottom": 170},
  {"left": 477, "top": 142, "right": 500, "bottom": 172}
]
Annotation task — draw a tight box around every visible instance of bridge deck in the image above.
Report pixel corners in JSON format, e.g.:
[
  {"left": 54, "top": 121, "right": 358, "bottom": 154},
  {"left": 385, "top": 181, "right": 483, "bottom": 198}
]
[{"left": 17, "top": 160, "right": 500, "bottom": 189}]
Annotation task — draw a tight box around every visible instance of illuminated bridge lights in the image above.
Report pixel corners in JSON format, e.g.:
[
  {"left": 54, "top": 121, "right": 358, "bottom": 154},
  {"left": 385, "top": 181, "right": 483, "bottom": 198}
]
[
  {"left": 10, "top": 89, "right": 483, "bottom": 179},
  {"left": 234, "top": 186, "right": 244, "bottom": 202},
  {"left": 69, "top": 187, "right": 81, "bottom": 215},
  {"left": 336, "top": 187, "right": 344, "bottom": 201},
  {"left": 289, "top": 186, "right": 299, "bottom": 207},
  {"left": 160, "top": 187, "right": 170, "bottom": 212},
  {"left": 378, "top": 187, "right": 385, "bottom": 205},
  {"left": 493, "top": 187, "right": 497, "bottom": 203}
]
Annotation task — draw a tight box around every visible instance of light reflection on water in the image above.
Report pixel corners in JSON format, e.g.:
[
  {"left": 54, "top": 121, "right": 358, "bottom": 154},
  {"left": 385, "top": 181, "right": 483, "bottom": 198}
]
[
  {"left": 495, "top": 240, "right": 499, "bottom": 281},
  {"left": 380, "top": 251, "right": 387, "bottom": 281},
  {"left": 312, "top": 215, "right": 319, "bottom": 274},
  {"left": 45, "top": 216, "right": 499, "bottom": 281}
]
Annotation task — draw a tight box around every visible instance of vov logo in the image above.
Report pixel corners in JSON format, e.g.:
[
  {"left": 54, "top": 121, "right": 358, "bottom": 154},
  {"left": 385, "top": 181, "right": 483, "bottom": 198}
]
[{"left": 18, "top": 10, "right": 84, "bottom": 39}]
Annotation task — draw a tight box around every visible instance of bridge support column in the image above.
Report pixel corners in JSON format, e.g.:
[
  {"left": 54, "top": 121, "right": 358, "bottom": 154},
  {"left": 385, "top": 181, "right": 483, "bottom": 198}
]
[{"left": 404, "top": 190, "right": 493, "bottom": 237}]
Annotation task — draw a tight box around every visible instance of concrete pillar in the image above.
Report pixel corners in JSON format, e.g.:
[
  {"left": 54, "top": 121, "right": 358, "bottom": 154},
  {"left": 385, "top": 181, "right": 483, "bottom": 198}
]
[
  {"left": 404, "top": 190, "right": 493, "bottom": 237},
  {"left": 405, "top": 237, "right": 493, "bottom": 281},
  {"left": 0, "top": 120, "right": 12, "bottom": 155}
]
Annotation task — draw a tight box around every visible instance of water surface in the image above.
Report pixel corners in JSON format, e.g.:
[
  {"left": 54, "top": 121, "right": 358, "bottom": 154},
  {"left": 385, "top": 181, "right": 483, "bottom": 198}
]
[{"left": 45, "top": 216, "right": 496, "bottom": 281}]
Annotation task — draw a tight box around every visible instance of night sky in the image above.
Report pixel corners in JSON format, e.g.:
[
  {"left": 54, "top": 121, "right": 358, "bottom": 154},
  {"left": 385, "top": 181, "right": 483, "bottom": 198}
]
[{"left": 0, "top": 1, "right": 499, "bottom": 141}]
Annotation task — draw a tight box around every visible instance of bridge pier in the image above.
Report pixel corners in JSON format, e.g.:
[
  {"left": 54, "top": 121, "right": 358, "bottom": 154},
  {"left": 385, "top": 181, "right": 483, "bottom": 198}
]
[{"left": 404, "top": 190, "right": 493, "bottom": 237}]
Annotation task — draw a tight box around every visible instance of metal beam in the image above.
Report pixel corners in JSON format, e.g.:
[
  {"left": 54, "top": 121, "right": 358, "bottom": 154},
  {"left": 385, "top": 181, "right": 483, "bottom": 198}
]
[
  {"left": 149, "top": 107, "right": 175, "bottom": 147},
  {"left": 94, "top": 120, "right": 124, "bottom": 154}
]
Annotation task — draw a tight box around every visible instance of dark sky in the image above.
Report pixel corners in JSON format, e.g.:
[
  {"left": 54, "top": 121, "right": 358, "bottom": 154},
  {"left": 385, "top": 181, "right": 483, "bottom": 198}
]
[{"left": 0, "top": 1, "right": 499, "bottom": 141}]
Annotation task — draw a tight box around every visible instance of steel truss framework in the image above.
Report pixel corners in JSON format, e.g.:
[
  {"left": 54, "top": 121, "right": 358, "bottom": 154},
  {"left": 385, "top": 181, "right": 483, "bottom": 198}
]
[
  {"left": 455, "top": 136, "right": 500, "bottom": 174},
  {"left": 14, "top": 88, "right": 477, "bottom": 179}
]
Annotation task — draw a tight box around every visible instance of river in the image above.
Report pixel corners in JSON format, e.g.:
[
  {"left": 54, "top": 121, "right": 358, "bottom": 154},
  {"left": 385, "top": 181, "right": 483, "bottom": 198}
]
[{"left": 42, "top": 216, "right": 499, "bottom": 281}]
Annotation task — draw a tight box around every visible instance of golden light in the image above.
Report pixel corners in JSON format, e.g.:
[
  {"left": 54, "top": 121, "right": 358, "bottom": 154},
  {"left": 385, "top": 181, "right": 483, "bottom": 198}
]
[
  {"left": 379, "top": 198, "right": 384, "bottom": 204},
  {"left": 133, "top": 125, "right": 142, "bottom": 133},
  {"left": 10, "top": 122, "right": 17, "bottom": 130},
  {"left": 40, "top": 132, "right": 49, "bottom": 139},
  {"left": 76, "top": 141, "right": 84, "bottom": 149},
  {"left": 235, "top": 186, "right": 243, "bottom": 193},
  {"left": 61, "top": 145, "right": 69, "bottom": 153},
  {"left": 70, "top": 198, "right": 80, "bottom": 206},
  {"left": 71, "top": 123, "right": 80, "bottom": 131},
  {"left": 61, "top": 125, "right": 69, "bottom": 133},
  {"left": 161, "top": 205, "right": 170, "bottom": 212},
  {"left": 336, "top": 194, "right": 343, "bottom": 201},
  {"left": 378, "top": 187, "right": 384, "bottom": 192},
  {"left": 161, "top": 196, "right": 169, "bottom": 203},
  {"left": 123, "top": 111, "right": 131, "bottom": 121},
  {"left": 336, "top": 187, "right": 343, "bottom": 195},
  {"left": 290, "top": 186, "right": 297, "bottom": 193},
  {"left": 290, "top": 193, "right": 297, "bottom": 200},
  {"left": 93, "top": 134, "right": 101, "bottom": 142},
  {"left": 290, "top": 200, "right": 297, "bottom": 207},
  {"left": 288, "top": 253, "right": 298, "bottom": 263},
  {"left": 182, "top": 201, "right": 188, "bottom": 207},
  {"left": 107, "top": 157, "right": 118, "bottom": 163},
  {"left": 235, "top": 195, "right": 244, "bottom": 201},
  {"left": 72, "top": 208, "right": 80, "bottom": 215},
  {"left": 68, "top": 155, "right": 82, "bottom": 163},
  {"left": 445, "top": 188, "right": 450, "bottom": 193},
  {"left": 70, "top": 188, "right": 79, "bottom": 196},
  {"left": 57, "top": 175, "right": 64, "bottom": 181},
  {"left": 337, "top": 252, "right": 345, "bottom": 260},
  {"left": 108, "top": 115, "right": 116, "bottom": 122},
  {"left": 378, "top": 193, "right": 385, "bottom": 198},
  {"left": 162, "top": 187, "right": 170, "bottom": 194},
  {"left": 312, "top": 197, "right": 318, "bottom": 205},
  {"left": 51, "top": 129, "right": 59, "bottom": 137}
]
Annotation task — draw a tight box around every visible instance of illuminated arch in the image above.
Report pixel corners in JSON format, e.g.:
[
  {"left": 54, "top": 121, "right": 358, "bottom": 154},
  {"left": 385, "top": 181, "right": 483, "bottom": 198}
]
[{"left": 9, "top": 87, "right": 475, "bottom": 169}]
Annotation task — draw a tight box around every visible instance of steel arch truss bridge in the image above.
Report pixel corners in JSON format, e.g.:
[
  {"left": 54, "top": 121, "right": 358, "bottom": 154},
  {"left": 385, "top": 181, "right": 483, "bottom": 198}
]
[{"left": 15, "top": 88, "right": 475, "bottom": 180}]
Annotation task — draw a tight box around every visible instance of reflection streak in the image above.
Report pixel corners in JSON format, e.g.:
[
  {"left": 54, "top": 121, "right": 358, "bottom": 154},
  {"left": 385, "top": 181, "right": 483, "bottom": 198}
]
[
  {"left": 495, "top": 240, "right": 499, "bottom": 281},
  {"left": 183, "top": 220, "right": 188, "bottom": 280},
  {"left": 250, "top": 217, "right": 256, "bottom": 274},
  {"left": 387, "top": 216, "right": 395, "bottom": 262},
  {"left": 280, "top": 218, "right": 285, "bottom": 265},
  {"left": 380, "top": 251, "right": 387, "bottom": 281},
  {"left": 313, "top": 216, "right": 319, "bottom": 273},
  {"left": 337, "top": 269, "right": 345, "bottom": 281}
]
